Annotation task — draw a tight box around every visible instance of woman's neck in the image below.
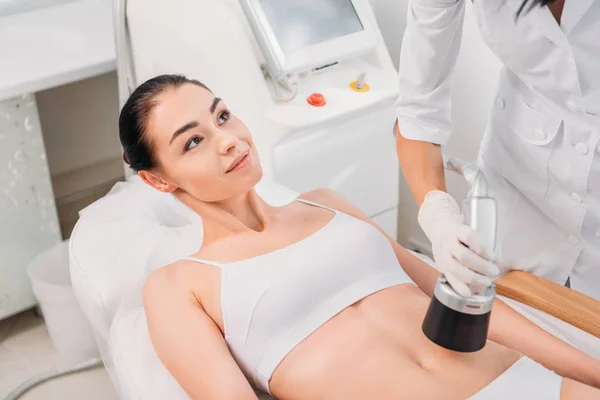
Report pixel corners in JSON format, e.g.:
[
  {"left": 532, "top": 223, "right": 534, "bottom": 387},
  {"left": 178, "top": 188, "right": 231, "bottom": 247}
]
[{"left": 191, "top": 189, "right": 276, "bottom": 243}]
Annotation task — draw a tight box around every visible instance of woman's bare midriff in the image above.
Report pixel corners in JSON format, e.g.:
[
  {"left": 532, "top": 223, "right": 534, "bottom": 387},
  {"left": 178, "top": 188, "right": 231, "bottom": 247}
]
[
  {"left": 270, "top": 284, "right": 521, "bottom": 400},
  {"left": 184, "top": 262, "right": 597, "bottom": 400}
]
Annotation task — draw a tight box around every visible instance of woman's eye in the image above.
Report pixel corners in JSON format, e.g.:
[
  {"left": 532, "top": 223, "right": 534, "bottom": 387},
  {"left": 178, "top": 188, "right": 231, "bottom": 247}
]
[
  {"left": 185, "top": 136, "right": 203, "bottom": 151},
  {"left": 218, "top": 110, "right": 230, "bottom": 125}
]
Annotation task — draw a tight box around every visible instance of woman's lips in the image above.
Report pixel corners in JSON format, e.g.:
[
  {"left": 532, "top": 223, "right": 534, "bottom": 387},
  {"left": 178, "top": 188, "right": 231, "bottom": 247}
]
[{"left": 226, "top": 151, "right": 250, "bottom": 173}]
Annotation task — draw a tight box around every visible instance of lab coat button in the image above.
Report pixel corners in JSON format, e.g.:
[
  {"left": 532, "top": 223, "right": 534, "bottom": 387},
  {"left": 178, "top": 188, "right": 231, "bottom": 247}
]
[
  {"left": 496, "top": 98, "right": 505, "bottom": 110},
  {"left": 571, "top": 193, "right": 582, "bottom": 203},
  {"left": 575, "top": 143, "right": 589, "bottom": 155},
  {"left": 568, "top": 235, "right": 579, "bottom": 245},
  {"left": 567, "top": 101, "right": 579, "bottom": 112},
  {"left": 534, "top": 129, "right": 546, "bottom": 140}
]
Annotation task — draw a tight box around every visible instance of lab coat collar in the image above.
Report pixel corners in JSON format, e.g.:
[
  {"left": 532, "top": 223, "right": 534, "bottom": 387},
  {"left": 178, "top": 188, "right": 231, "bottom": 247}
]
[
  {"left": 560, "top": 0, "right": 595, "bottom": 35},
  {"left": 504, "top": 0, "right": 569, "bottom": 47},
  {"left": 524, "top": 3, "right": 568, "bottom": 47}
]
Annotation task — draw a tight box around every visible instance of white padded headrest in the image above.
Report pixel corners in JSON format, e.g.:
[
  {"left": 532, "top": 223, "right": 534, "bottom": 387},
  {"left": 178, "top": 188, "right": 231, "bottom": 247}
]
[{"left": 70, "top": 177, "right": 202, "bottom": 341}]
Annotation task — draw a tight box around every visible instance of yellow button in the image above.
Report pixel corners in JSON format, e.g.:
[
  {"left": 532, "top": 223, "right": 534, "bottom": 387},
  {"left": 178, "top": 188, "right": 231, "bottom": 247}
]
[{"left": 350, "top": 81, "right": 370, "bottom": 93}]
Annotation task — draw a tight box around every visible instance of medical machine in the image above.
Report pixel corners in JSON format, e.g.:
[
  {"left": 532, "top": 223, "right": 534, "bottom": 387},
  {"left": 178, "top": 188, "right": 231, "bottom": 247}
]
[
  {"left": 422, "top": 156, "right": 498, "bottom": 352},
  {"left": 239, "top": 0, "right": 377, "bottom": 78},
  {"left": 117, "top": 0, "right": 401, "bottom": 238}
]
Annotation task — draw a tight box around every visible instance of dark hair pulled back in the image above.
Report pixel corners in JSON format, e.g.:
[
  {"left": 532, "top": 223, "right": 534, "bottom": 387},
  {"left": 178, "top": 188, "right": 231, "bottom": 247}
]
[{"left": 119, "top": 74, "right": 211, "bottom": 172}]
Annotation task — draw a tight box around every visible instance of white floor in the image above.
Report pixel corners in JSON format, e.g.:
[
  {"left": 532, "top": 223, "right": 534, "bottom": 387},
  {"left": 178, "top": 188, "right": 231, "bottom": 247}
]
[{"left": 0, "top": 309, "right": 119, "bottom": 400}]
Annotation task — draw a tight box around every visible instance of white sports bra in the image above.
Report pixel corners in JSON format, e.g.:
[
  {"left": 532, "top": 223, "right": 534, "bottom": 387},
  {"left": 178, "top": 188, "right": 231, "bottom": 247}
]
[{"left": 184, "top": 199, "right": 414, "bottom": 394}]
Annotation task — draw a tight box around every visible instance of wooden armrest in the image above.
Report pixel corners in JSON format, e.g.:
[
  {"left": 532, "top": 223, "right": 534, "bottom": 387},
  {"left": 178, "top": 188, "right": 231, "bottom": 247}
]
[{"left": 495, "top": 271, "right": 600, "bottom": 339}]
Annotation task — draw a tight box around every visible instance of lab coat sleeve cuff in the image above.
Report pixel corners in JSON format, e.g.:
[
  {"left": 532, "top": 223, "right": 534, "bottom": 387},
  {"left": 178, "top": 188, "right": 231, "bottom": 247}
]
[{"left": 395, "top": 116, "right": 450, "bottom": 146}]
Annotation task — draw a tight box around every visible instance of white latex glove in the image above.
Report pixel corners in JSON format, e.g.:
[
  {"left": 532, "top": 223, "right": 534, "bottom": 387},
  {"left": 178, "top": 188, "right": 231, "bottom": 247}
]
[{"left": 418, "top": 190, "right": 500, "bottom": 297}]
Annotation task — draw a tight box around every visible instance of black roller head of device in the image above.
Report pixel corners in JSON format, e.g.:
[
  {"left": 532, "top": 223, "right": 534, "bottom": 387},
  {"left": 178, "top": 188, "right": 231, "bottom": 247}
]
[
  {"left": 422, "top": 295, "right": 491, "bottom": 352},
  {"left": 422, "top": 276, "right": 496, "bottom": 353}
]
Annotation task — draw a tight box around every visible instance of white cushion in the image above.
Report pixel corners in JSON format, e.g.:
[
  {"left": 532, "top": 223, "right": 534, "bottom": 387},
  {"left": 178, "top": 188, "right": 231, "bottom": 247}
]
[
  {"left": 69, "top": 175, "right": 296, "bottom": 399},
  {"left": 110, "top": 306, "right": 190, "bottom": 400}
]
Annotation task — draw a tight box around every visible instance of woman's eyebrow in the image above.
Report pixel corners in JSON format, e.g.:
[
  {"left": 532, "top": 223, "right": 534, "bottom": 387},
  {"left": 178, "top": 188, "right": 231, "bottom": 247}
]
[
  {"left": 210, "top": 97, "right": 222, "bottom": 114},
  {"left": 169, "top": 98, "right": 222, "bottom": 145},
  {"left": 170, "top": 121, "right": 199, "bottom": 145}
]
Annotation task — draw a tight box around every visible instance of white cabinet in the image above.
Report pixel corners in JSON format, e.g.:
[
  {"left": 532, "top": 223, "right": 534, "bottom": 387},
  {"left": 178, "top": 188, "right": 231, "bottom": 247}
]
[
  {"left": 0, "top": 0, "right": 117, "bottom": 321},
  {"left": 0, "top": 94, "right": 61, "bottom": 320},
  {"left": 273, "top": 102, "right": 400, "bottom": 239}
]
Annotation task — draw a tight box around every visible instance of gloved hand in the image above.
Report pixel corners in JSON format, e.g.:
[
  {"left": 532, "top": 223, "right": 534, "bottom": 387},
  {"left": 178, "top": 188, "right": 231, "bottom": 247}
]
[{"left": 418, "top": 190, "right": 500, "bottom": 297}]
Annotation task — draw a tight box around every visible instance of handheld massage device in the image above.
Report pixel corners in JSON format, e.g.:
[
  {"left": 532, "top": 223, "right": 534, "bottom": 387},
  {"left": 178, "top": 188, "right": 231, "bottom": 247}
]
[{"left": 421, "top": 157, "right": 498, "bottom": 352}]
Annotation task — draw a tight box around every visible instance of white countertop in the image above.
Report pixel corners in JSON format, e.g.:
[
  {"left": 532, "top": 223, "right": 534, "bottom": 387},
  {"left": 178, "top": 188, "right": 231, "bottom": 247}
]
[{"left": 0, "top": 0, "right": 116, "bottom": 101}]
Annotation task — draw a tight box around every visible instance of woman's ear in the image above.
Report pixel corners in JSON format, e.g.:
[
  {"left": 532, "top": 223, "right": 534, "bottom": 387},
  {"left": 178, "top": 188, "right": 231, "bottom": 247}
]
[{"left": 138, "top": 170, "right": 178, "bottom": 193}]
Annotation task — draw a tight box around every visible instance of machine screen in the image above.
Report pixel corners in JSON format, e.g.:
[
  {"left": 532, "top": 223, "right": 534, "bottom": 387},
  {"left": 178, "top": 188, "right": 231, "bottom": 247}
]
[{"left": 258, "top": 0, "right": 363, "bottom": 55}]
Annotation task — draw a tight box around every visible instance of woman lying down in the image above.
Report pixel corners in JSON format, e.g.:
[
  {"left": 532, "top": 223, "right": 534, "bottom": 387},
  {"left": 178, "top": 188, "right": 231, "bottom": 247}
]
[{"left": 119, "top": 74, "right": 600, "bottom": 400}]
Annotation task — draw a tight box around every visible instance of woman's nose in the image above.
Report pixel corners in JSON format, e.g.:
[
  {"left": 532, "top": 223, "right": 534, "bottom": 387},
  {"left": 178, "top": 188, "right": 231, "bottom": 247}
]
[{"left": 215, "top": 129, "right": 239, "bottom": 154}]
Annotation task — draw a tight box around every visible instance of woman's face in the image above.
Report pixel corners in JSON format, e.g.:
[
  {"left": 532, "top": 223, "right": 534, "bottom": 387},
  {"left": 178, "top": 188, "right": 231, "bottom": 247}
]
[{"left": 142, "top": 83, "right": 263, "bottom": 202}]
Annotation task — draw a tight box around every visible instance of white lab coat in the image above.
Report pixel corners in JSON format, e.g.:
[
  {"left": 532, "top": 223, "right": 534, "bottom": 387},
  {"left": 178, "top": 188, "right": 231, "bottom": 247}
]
[{"left": 395, "top": 0, "right": 600, "bottom": 300}]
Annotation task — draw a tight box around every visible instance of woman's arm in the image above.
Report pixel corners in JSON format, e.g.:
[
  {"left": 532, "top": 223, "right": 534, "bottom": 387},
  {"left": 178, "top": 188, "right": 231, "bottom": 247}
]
[
  {"left": 496, "top": 270, "right": 600, "bottom": 338},
  {"left": 143, "top": 265, "right": 259, "bottom": 400},
  {"left": 395, "top": 0, "right": 466, "bottom": 206},
  {"left": 395, "top": 0, "right": 466, "bottom": 151},
  {"left": 485, "top": 294, "right": 600, "bottom": 388},
  {"left": 306, "top": 188, "right": 600, "bottom": 388}
]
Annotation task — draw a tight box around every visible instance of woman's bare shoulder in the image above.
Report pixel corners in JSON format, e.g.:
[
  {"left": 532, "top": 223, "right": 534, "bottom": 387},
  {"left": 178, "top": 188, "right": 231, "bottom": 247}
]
[
  {"left": 143, "top": 257, "right": 217, "bottom": 307},
  {"left": 143, "top": 260, "right": 190, "bottom": 298},
  {"left": 299, "top": 188, "right": 369, "bottom": 220}
]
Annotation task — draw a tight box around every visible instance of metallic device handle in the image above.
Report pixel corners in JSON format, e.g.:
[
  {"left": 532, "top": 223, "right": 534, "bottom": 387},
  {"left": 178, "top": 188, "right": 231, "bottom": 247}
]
[
  {"left": 442, "top": 155, "right": 497, "bottom": 269},
  {"left": 442, "top": 155, "right": 488, "bottom": 197}
]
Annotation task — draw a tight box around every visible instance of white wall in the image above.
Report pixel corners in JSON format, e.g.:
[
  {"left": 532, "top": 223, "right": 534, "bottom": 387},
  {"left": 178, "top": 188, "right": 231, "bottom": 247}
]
[
  {"left": 35, "top": 71, "right": 122, "bottom": 177},
  {"left": 369, "top": 0, "right": 408, "bottom": 71},
  {"left": 370, "top": 0, "right": 502, "bottom": 253}
]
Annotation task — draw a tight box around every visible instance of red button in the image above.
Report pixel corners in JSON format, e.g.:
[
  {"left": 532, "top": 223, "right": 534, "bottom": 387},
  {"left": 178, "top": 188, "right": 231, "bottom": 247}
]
[{"left": 307, "top": 93, "right": 326, "bottom": 107}]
